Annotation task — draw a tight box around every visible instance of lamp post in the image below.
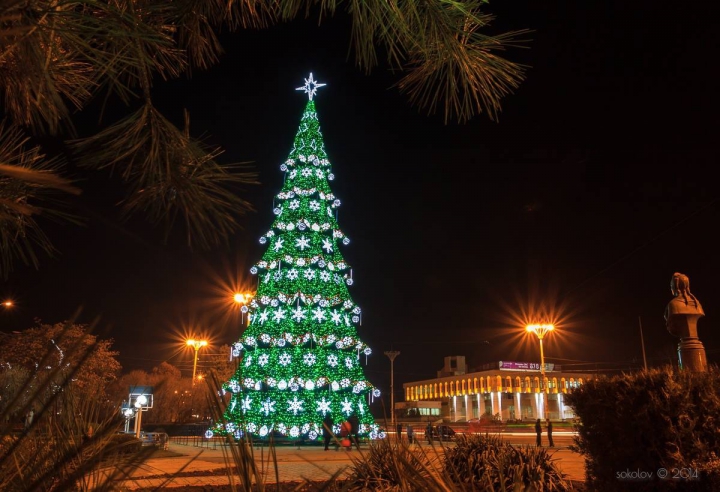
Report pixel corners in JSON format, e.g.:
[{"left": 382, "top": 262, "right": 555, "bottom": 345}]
[
  {"left": 525, "top": 324, "right": 554, "bottom": 420},
  {"left": 187, "top": 339, "right": 208, "bottom": 385},
  {"left": 384, "top": 351, "right": 400, "bottom": 429},
  {"left": 233, "top": 292, "right": 253, "bottom": 326},
  {"left": 133, "top": 394, "right": 148, "bottom": 438}
]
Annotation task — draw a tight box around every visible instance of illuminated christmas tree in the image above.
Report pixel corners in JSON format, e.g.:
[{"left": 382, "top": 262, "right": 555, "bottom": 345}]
[{"left": 216, "top": 74, "right": 380, "bottom": 441}]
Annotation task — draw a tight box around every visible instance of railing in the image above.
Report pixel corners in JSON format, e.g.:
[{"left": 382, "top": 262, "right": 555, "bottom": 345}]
[
  {"left": 171, "top": 434, "right": 370, "bottom": 449},
  {"left": 171, "top": 435, "right": 225, "bottom": 449}
]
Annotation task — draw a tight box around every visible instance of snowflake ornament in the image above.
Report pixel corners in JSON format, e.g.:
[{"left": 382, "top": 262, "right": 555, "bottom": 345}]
[
  {"left": 279, "top": 353, "right": 292, "bottom": 366},
  {"left": 287, "top": 396, "right": 305, "bottom": 415},
  {"left": 322, "top": 238, "right": 333, "bottom": 253},
  {"left": 312, "top": 307, "right": 326, "bottom": 322},
  {"left": 317, "top": 397, "right": 332, "bottom": 415},
  {"left": 291, "top": 306, "right": 306, "bottom": 321},
  {"left": 295, "top": 236, "right": 310, "bottom": 251},
  {"left": 241, "top": 396, "right": 252, "bottom": 412},
  {"left": 273, "top": 308, "right": 286, "bottom": 322},
  {"left": 261, "top": 398, "right": 276, "bottom": 416}
]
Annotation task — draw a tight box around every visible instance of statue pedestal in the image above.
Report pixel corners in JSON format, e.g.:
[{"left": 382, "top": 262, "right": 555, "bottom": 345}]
[{"left": 678, "top": 338, "right": 707, "bottom": 372}]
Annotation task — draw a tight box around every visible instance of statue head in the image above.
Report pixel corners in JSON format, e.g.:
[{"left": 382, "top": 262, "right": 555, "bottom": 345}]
[
  {"left": 669, "top": 272, "right": 701, "bottom": 310},
  {"left": 670, "top": 272, "right": 690, "bottom": 297}
]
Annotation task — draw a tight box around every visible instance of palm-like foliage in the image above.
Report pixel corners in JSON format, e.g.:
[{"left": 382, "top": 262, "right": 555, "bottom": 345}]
[{"left": 0, "top": 0, "right": 526, "bottom": 276}]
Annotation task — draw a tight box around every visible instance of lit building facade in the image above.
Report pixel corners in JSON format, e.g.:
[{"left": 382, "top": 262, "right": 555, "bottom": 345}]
[{"left": 401, "top": 356, "right": 595, "bottom": 421}]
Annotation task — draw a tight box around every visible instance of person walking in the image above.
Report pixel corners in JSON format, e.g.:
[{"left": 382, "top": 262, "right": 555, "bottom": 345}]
[
  {"left": 546, "top": 419, "right": 554, "bottom": 447},
  {"left": 406, "top": 424, "right": 414, "bottom": 444},
  {"left": 322, "top": 413, "right": 334, "bottom": 451},
  {"left": 535, "top": 418, "right": 542, "bottom": 446},
  {"left": 396, "top": 423, "right": 403, "bottom": 441},
  {"left": 426, "top": 422, "right": 433, "bottom": 443},
  {"left": 348, "top": 413, "right": 360, "bottom": 450}
]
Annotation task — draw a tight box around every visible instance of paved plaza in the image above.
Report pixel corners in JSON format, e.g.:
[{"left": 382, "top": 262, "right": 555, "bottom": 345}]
[{"left": 115, "top": 434, "right": 586, "bottom": 490}]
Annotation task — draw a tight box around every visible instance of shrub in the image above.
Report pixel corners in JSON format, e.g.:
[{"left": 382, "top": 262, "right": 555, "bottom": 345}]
[
  {"left": 108, "top": 433, "right": 142, "bottom": 455},
  {"left": 344, "top": 438, "right": 446, "bottom": 491},
  {"left": 443, "top": 434, "right": 572, "bottom": 491},
  {"left": 566, "top": 366, "right": 720, "bottom": 492}
]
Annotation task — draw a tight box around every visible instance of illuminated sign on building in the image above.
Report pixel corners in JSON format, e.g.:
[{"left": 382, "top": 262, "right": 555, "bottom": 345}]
[{"left": 498, "top": 361, "right": 556, "bottom": 372}]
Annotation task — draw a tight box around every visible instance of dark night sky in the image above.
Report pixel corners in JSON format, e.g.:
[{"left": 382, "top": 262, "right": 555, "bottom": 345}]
[{"left": 2, "top": 1, "right": 719, "bottom": 395}]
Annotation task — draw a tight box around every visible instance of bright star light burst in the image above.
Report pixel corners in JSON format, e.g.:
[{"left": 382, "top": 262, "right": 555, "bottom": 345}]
[{"left": 296, "top": 73, "right": 326, "bottom": 101}]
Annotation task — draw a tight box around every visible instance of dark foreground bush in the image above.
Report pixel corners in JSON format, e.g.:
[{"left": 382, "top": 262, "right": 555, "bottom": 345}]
[
  {"left": 108, "top": 433, "right": 143, "bottom": 455},
  {"left": 344, "top": 438, "right": 445, "bottom": 490},
  {"left": 566, "top": 366, "right": 720, "bottom": 492},
  {"left": 443, "top": 434, "right": 572, "bottom": 491}
]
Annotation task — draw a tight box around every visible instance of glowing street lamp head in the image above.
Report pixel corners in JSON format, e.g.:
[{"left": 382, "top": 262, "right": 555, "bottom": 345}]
[
  {"left": 2, "top": 300, "right": 13, "bottom": 308},
  {"left": 526, "top": 323, "right": 555, "bottom": 339},
  {"left": 187, "top": 339, "right": 208, "bottom": 349},
  {"left": 233, "top": 293, "right": 251, "bottom": 304}
]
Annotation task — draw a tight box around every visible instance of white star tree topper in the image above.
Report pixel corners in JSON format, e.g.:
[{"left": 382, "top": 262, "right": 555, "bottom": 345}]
[{"left": 296, "top": 73, "right": 326, "bottom": 101}]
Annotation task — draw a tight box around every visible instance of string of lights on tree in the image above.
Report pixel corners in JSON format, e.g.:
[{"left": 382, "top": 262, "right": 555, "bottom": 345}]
[{"left": 212, "top": 74, "right": 382, "bottom": 441}]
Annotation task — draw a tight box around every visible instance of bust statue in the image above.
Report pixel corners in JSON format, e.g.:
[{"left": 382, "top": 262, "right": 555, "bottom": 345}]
[
  {"left": 665, "top": 272, "right": 704, "bottom": 338},
  {"left": 664, "top": 272, "right": 707, "bottom": 372}
]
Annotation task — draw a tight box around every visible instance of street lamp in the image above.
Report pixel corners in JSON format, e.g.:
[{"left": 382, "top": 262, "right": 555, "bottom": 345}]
[
  {"left": 233, "top": 292, "right": 253, "bottom": 325},
  {"left": 187, "top": 339, "right": 208, "bottom": 385},
  {"left": 526, "top": 324, "right": 554, "bottom": 419},
  {"left": 384, "top": 351, "right": 400, "bottom": 429}
]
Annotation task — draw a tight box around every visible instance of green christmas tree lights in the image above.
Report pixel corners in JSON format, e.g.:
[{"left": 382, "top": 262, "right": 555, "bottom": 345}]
[{"left": 214, "top": 74, "right": 381, "bottom": 441}]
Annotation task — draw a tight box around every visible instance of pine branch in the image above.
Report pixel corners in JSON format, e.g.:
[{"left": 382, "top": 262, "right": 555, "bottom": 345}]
[
  {"left": 280, "top": 0, "right": 528, "bottom": 122},
  {"left": 0, "top": 121, "right": 78, "bottom": 278},
  {"left": 72, "top": 104, "right": 258, "bottom": 249}
]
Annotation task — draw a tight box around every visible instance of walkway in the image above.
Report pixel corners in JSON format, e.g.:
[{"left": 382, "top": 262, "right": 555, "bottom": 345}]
[{"left": 115, "top": 438, "right": 586, "bottom": 490}]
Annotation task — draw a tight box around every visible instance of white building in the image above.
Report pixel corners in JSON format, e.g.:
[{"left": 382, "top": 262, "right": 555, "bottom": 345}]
[{"left": 401, "top": 356, "right": 595, "bottom": 421}]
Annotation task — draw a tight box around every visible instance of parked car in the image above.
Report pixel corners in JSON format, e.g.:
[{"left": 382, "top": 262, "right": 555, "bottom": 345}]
[
  {"left": 140, "top": 431, "right": 169, "bottom": 450},
  {"left": 426, "top": 425, "right": 456, "bottom": 442}
]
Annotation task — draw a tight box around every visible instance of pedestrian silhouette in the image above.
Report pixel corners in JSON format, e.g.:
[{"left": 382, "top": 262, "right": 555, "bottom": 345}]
[
  {"left": 546, "top": 419, "right": 554, "bottom": 447},
  {"left": 535, "top": 418, "right": 542, "bottom": 446},
  {"left": 322, "top": 413, "right": 334, "bottom": 451},
  {"left": 347, "top": 414, "right": 360, "bottom": 450}
]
